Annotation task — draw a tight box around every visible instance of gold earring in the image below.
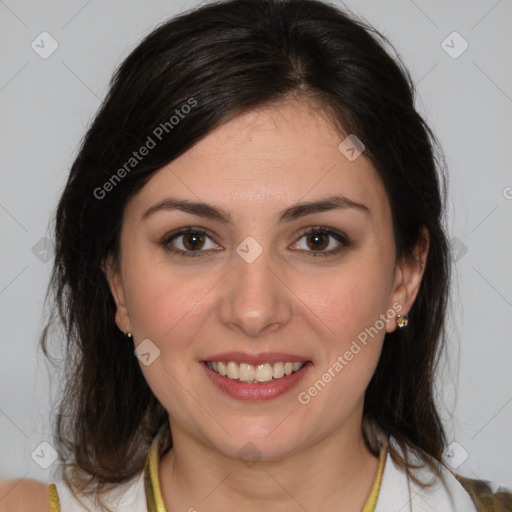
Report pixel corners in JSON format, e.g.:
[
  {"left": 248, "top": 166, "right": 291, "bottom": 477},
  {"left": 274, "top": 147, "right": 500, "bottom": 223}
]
[
  {"left": 396, "top": 314, "right": 409, "bottom": 329},
  {"left": 125, "top": 332, "right": 133, "bottom": 338}
]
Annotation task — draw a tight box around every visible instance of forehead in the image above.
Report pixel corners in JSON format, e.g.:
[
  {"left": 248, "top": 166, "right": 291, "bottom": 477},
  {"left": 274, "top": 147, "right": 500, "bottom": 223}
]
[{"left": 127, "top": 99, "right": 391, "bottom": 224}]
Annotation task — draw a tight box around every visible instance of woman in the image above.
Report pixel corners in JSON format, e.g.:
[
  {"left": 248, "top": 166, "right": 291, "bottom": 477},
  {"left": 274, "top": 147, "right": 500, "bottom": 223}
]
[{"left": 2, "top": 0, "right": 510, "bottom": 510}]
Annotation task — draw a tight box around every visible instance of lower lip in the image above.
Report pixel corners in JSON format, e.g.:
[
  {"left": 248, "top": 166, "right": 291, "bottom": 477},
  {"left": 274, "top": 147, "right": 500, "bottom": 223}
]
[{"left": 202, "top": 362, "right": 313, "bottom": 401}]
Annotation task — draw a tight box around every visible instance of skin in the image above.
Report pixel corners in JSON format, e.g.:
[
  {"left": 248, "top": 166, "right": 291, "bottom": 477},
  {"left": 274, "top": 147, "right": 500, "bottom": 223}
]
[
  {"left": 0, "top": 479, "right": 48, "bottom": 512},
  {"left": 105, "top": 97, "right": 428, "bottom": 511}
]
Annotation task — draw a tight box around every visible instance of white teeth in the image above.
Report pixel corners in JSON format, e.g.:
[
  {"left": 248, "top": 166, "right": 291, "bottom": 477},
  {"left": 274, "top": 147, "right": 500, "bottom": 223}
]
[
  {"left": 206, "top": 360, "right": 306, "bottom": 383},
  {"left": 273, "top": 362, "right": 285, "bottom": 378},
  {"left": 255, "top": 363, "right": 273, "bottom": 383},
  {"left": 218, "top": 361, "right": 227, "bottom": 376},
  {"left": 292, "top": 362, "right": 302, "bottom": 372},
  {"left": 239, "top": 363, "right": 255, "bottom": 382},
  {"left": 227, "top": 361, "right": 239, "bottom": 379}
]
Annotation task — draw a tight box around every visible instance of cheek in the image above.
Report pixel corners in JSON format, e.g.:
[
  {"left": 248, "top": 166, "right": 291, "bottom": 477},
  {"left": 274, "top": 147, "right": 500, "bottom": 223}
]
[
  {"left": 124, "top": 265, "right": 215, "bottom": 418},
  {"left": 123, "top": 244, "right": 393, "bottom": 367},
  {"left": 122, "top": 249, "right": 214, "bottom": 342},
  {"left": 294, "top": 255, "right": 391, "bottom": 403},
  {"left": 300, "top": 257, "right": 392, "bottom": 346},
  {"left": 297, "top": 272, "right": 386, "bottom": 423}
]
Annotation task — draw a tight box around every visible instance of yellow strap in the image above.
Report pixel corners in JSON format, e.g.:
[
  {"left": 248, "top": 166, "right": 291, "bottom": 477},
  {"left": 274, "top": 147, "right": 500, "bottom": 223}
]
[
  {"left": 361, "top": 445, "right": 387, "bottom": 512},
  {"left": 48, "top": 483, "right": 61, "bottom": 512},
  {"left": 144, "top": 426, "right": 169, "bottom": 512}
]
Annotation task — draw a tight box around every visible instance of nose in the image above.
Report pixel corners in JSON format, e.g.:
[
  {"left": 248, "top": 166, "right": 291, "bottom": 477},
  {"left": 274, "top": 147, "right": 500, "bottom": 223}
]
[{"left": 218, "top": 244, "right": 293, "bottom": 338}]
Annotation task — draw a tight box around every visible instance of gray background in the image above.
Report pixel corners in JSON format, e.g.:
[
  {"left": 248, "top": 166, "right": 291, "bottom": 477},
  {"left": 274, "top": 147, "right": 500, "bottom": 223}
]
[{"left": 1, "top": 0, "right": 511, "bottom": 493}]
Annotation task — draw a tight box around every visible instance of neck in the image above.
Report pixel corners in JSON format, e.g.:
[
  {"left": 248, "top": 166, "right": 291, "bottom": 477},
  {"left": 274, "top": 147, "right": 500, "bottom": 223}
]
[{"left": 158, "top": 412, "right": 382, "bottom": 511}]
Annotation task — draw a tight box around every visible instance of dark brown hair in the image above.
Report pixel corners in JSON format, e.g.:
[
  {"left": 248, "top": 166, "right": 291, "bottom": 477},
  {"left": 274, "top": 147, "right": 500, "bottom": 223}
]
[{"left": 41, "top": 0, "right": 450, "bottom": 505}]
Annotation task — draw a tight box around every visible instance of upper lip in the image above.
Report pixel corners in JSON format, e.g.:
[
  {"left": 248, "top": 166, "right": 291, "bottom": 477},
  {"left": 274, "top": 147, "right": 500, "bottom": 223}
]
[{"left": 203, "top": 351, "right": 309, "bottom": 366}]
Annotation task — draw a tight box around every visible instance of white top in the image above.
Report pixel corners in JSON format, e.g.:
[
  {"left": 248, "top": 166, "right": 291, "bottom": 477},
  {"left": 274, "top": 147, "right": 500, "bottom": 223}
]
[
  {"left": 374, "top": 449, "right": 478, "bottom": 511},
  {"left": 53, "top": 472, "right": 146, "bottom": 511},
  {"left": 51, "top": 440, "right": 480, "bottom": 511}
]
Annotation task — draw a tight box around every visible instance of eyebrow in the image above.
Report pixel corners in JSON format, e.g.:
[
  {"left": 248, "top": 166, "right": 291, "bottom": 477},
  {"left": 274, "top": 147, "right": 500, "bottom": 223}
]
[{"left": 142, "top": 194, "right": 370, "bottom": 224}]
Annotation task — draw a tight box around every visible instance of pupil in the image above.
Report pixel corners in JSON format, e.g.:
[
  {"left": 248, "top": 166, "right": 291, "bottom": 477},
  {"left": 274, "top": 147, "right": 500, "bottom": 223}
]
[
  {"left": 308, "top": 233, "right": 327, "bottom": 250},
  {"left": 184, "top": 232, "right": 204, "bottom": 250}
]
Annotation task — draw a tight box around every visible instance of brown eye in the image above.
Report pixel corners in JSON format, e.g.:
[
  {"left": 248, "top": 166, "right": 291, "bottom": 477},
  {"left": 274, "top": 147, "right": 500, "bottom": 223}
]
[
  {"left": 182, "top": 232, "right": 206, "bottom": 251},
  {"left": 305, "top": 232, "right": 329, "bottom": 251},
  {"left": 291, "top": 228, "right": 349, "bottom": 257},
  {"left": 160, "top": 227, "right": 221, "bottom": 257}
]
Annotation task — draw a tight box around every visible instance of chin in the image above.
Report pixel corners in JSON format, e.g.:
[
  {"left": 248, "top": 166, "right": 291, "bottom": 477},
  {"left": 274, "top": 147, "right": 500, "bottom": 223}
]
[{"left": 200, "top": 419, "right": 313, "bottom": 463}]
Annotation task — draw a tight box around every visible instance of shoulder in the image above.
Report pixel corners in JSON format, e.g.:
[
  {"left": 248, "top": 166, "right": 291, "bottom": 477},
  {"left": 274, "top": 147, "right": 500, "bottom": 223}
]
[
  {"left": 51, "top": 471, "right": 147, "bottom": 511},
  {"left": 455, "top": 474, "right": 512, "bottom": 512},
  {"left": 377, "top": 439, "right": 512, "bottom": 512},
  {"left": 376, "top": 441, "right": 480, "bottom": 511},
  {"left": 0, "top": 478, "right": 49, "bottom": 512}
]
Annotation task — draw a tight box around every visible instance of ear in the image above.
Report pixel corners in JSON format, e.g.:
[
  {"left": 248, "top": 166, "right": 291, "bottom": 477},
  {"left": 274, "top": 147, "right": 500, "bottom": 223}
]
[
  {"left": 102, "top": 253, "right": 132, "bottom": 335},
  {"left": 386, "top": 226, "right": 429, "bottom": 333}
]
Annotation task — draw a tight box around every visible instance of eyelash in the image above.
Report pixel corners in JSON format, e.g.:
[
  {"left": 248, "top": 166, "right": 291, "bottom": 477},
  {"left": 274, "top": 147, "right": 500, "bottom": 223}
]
[{"left": 158, "top": 226, "right": 350, "bottom": 258}]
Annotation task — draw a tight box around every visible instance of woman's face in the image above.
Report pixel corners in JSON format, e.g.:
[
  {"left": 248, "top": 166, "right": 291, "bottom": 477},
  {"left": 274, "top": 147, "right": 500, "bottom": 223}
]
[{"left": 106, "top": 99, "right": 426, "bottom": 461}]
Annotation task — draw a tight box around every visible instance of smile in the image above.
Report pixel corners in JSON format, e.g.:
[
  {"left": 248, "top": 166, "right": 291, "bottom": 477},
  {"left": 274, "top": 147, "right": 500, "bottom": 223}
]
[{"left": 205, "top": 360, "right": 307, "bottom": 383}]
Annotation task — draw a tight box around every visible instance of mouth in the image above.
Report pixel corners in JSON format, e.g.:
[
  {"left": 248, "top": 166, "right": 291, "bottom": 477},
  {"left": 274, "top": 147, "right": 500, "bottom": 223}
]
[
  {"left": 201, "top": 354, "right": 312, "bottom": 401},
  {"left": 204, "top": 360, "right": 307, "bottom": 383}
]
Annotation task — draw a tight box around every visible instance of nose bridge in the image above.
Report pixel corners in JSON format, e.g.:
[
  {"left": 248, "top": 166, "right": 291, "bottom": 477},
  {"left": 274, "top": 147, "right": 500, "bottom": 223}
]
[{"left": 218, "top": 238, "right": 292, "bottom": 337}]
